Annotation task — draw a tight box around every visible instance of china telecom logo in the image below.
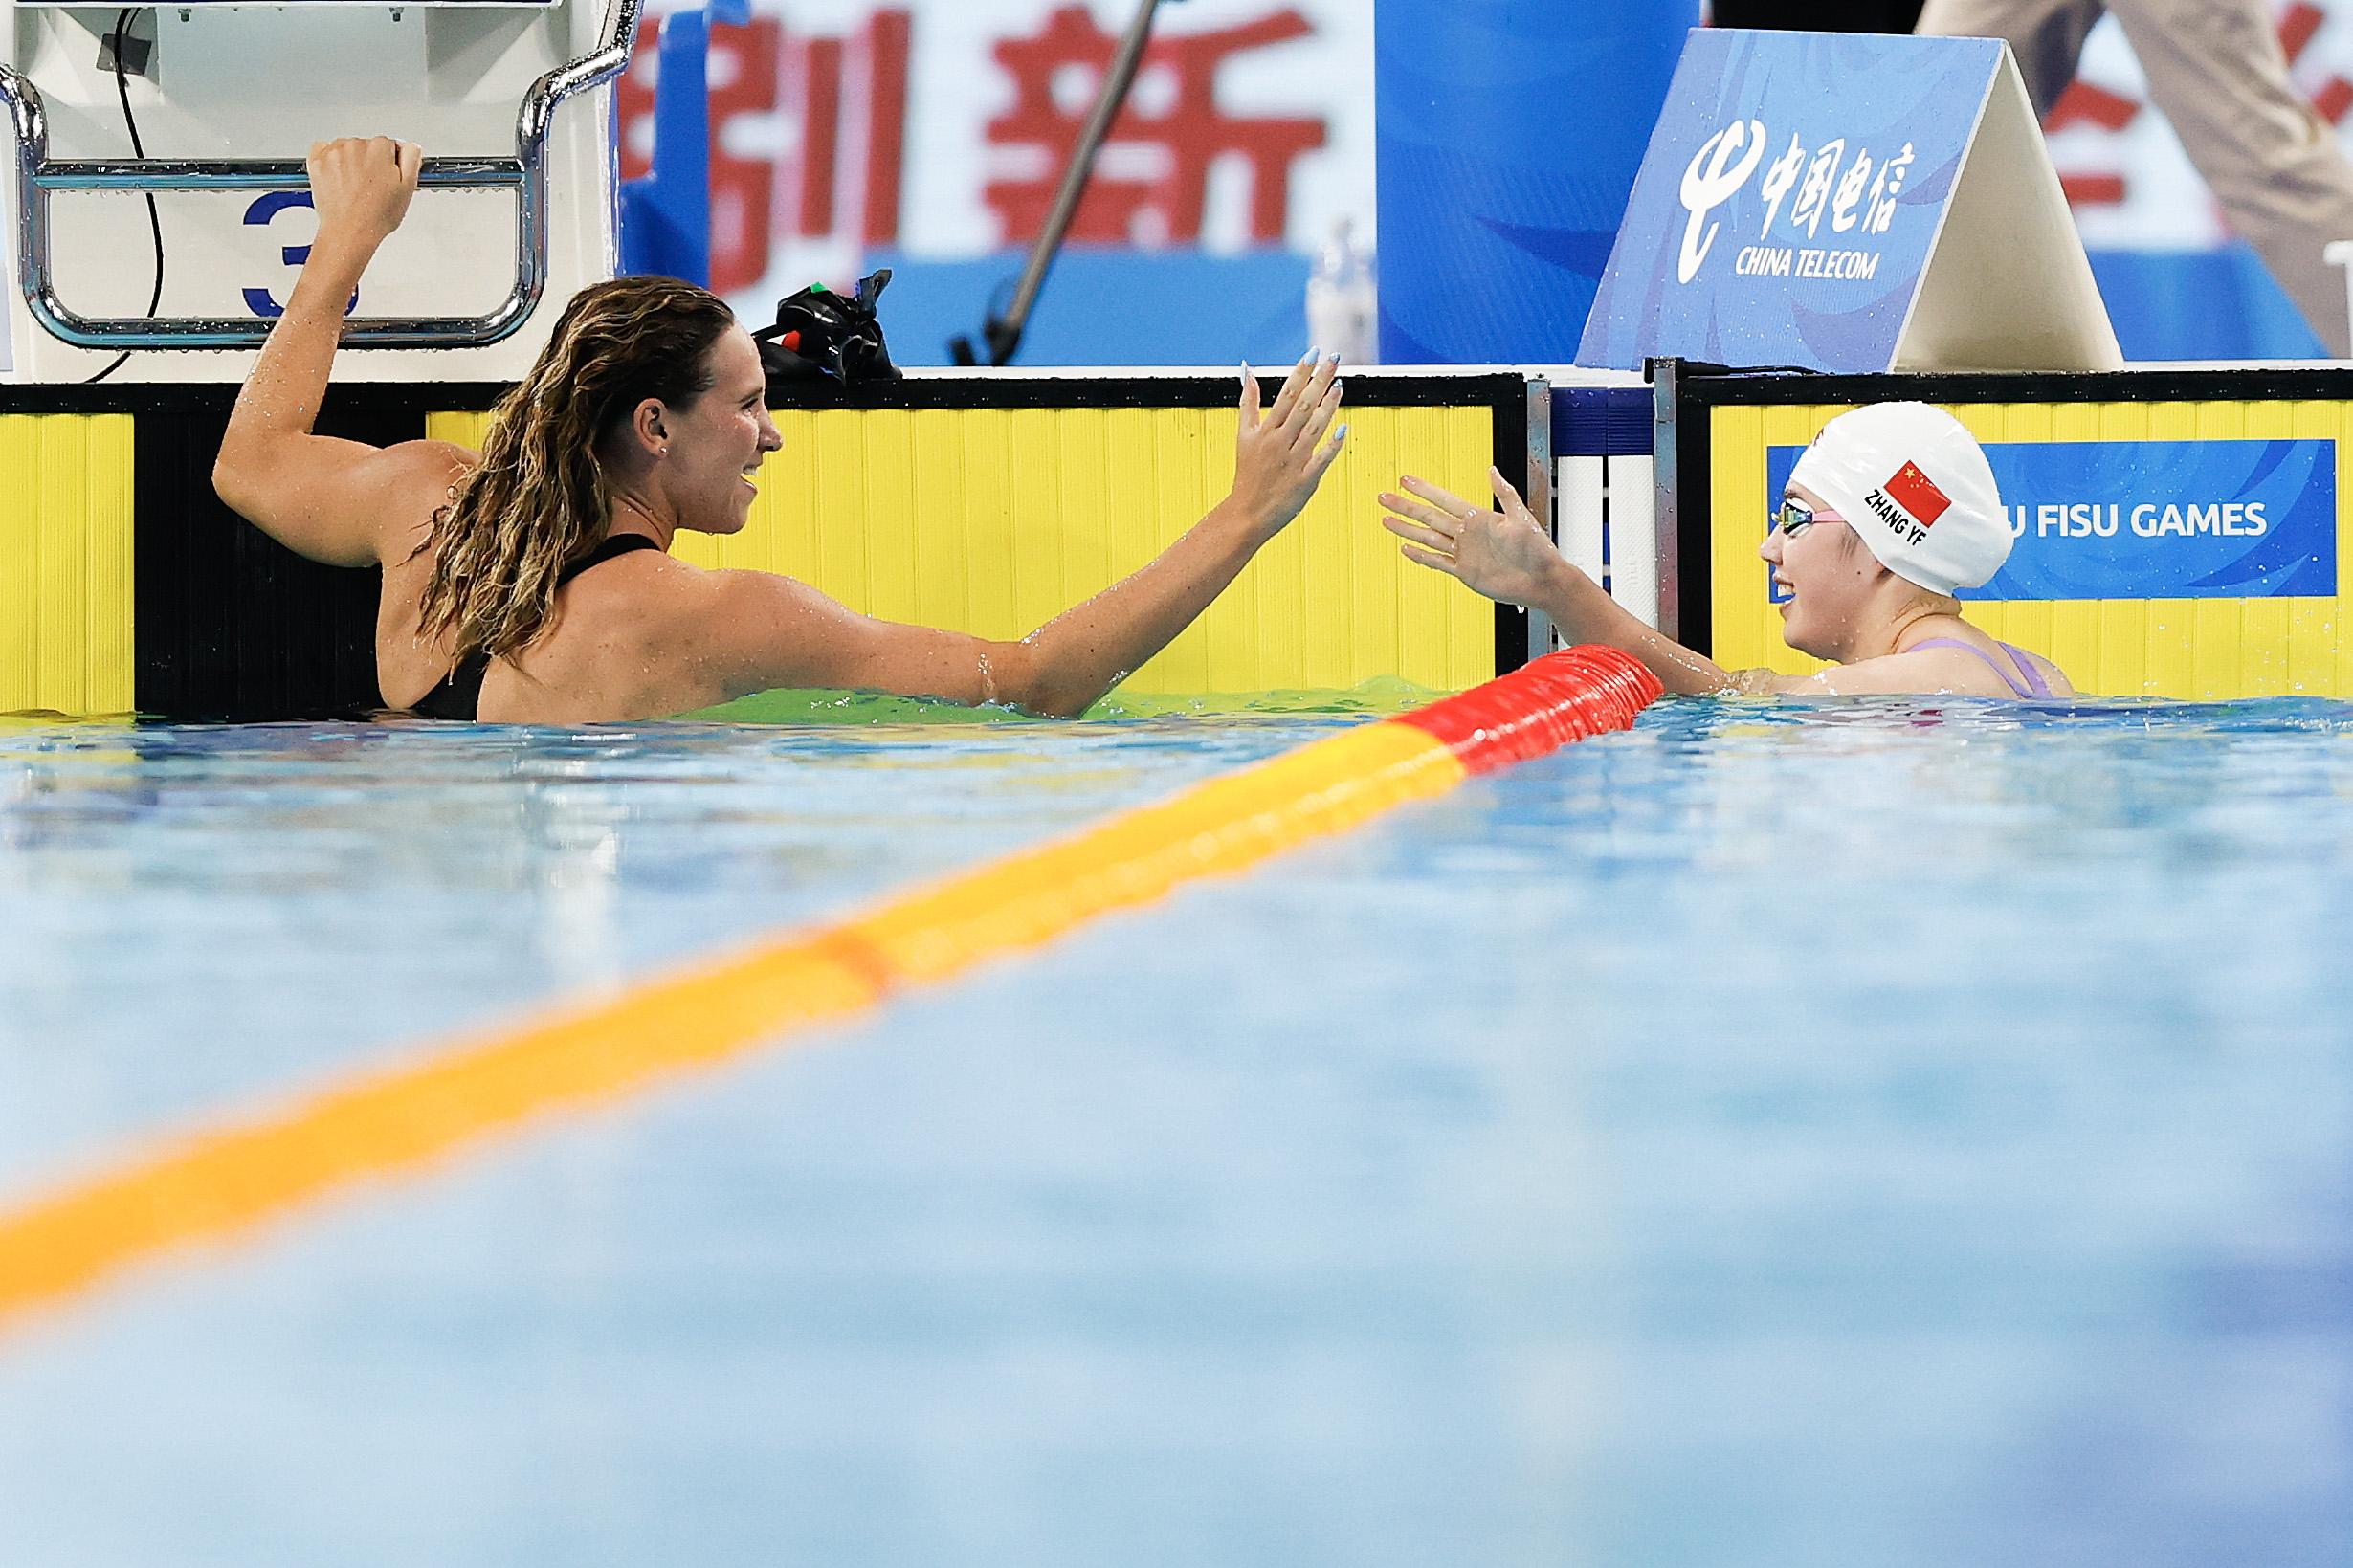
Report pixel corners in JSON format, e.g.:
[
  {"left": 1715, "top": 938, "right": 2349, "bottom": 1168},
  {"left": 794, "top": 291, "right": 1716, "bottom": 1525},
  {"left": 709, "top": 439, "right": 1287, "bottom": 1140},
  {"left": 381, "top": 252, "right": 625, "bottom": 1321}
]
[{"left": 1676, "top": 119, "right": 1915, "bottom": 286}]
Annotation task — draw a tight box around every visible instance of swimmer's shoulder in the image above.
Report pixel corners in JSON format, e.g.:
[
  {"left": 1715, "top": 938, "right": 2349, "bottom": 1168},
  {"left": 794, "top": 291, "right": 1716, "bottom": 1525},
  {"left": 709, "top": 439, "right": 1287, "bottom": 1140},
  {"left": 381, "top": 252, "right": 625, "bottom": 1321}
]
[
  {"left": 218, "top": 432, "right": 483, "bottom": 571},
  {"left": 376, "top": 440, "right": 483, "bottom": 563},
  {"left": 578, "top": 557, "right": 776, "bottom": 653},
  {"left": 1897, "top": 620, "right": 2076, "bottom": 698},
  {"left": 409, "top": 438, "right": 478, "bottom": 475},
  {"left": 657, "top": 563, "right": 843, "bottom": 645},
  {"left": 641, "top": 563, "right": 906, "bottom": 699},
  {"left": 382, "top": 438, "right": 478, "bottom": 502},
  {"left": 1760, "top": 621, "right": 2016, "bottom": 696},
  {"left": 1768, "top": 645, "right": 2012, "bottom": 697},
  {"left": 2021, "top": 648, "right": 2076, "bottom": 697}
]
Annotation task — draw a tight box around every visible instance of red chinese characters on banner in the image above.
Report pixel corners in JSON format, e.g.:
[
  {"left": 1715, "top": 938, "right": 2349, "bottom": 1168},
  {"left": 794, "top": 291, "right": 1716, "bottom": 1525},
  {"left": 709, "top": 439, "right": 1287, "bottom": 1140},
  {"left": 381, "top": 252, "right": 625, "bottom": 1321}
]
[
  {"left": 2045, "top": 77, "right": 2139, "bottom": 208},
  {"left": 2048, "top": 2, "right": 2351, "bottom": 210},
  {"left": 985, "top": 6, "right": 1328, "bottom": 245},
  {"left": 614, "top": 5, "right": 1327, "bottom": 288},
  {"left": 616, "top": 11, "right": 911, "bottom": 294},
  {"left": 2281, "top": 1, "right": 2353, "bottom": 120}
]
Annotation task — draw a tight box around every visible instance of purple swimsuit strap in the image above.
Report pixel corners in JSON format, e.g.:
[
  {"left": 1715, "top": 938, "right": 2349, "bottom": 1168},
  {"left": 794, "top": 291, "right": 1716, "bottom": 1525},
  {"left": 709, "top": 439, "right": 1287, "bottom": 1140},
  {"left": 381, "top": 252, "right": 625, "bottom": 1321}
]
[{"left": 1907, "top": 637, "right": 2053, "bottom": 699}]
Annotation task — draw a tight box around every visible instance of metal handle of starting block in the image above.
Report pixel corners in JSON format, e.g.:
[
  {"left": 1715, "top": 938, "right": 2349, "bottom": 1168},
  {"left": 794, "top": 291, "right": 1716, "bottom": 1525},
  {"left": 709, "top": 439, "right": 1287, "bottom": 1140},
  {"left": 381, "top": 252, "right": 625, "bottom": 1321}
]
[{"left": 0, "top": 0, "right": 640, "bottom": 352}]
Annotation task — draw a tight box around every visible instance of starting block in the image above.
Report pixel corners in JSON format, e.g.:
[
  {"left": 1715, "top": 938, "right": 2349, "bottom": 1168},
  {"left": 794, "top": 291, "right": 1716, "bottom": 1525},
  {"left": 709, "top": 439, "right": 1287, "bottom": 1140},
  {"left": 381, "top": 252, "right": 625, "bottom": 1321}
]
[{"left": 0, "top": 0, "right": 637, "bottom": 383}]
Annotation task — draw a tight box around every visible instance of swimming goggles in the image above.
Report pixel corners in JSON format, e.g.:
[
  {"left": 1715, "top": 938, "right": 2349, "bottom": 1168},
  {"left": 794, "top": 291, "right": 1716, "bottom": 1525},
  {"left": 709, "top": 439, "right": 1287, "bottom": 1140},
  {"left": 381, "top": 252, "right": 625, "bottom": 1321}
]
[{"left": 1771, "top": 497, "right": 1839, "bottom": 537}]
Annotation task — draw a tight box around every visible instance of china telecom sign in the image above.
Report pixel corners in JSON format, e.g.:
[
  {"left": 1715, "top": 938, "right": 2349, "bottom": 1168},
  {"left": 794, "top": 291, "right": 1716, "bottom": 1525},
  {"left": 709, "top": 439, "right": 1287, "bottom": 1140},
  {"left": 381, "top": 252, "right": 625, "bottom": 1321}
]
[
  {"left": 1677, "top": 121, "right": 1916, "bottom": 285},
  {"left": 1580, "top": 30, "right": 2003, "bottom": 372}
]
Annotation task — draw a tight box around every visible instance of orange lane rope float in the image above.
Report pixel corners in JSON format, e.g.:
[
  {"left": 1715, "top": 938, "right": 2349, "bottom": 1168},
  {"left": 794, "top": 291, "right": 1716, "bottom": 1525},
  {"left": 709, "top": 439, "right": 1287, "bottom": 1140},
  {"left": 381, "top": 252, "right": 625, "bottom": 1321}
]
[{"left": 0, "top": 646, "right": 1663, "bottom": 1333}]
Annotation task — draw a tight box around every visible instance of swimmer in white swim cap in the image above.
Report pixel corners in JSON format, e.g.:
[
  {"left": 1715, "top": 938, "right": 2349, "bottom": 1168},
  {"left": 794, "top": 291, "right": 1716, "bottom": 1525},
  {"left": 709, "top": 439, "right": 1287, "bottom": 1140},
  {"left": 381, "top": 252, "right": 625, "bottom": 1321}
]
[{"left": 1380, "top": 401, "right": 2075, "bottom": 699}]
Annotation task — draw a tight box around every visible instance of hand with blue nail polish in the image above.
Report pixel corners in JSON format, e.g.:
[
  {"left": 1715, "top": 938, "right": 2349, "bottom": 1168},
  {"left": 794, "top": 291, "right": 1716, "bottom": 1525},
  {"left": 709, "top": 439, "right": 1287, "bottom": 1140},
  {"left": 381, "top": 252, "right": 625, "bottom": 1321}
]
[{"left": 1226, "top": 351, "right": 1346, "bottom": 543}]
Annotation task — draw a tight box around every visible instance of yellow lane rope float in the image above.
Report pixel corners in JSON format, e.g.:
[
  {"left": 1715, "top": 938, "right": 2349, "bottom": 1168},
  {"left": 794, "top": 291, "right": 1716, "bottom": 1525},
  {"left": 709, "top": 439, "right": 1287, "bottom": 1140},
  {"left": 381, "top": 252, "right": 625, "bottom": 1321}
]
[{"left": 0, "top": 647, "right": 1663, "bottom": 1334}]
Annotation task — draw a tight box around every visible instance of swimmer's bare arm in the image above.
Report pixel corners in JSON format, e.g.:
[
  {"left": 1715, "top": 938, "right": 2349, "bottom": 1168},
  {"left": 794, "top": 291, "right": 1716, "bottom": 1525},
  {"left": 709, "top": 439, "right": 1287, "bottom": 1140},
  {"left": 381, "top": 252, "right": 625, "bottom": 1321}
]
[
  {"left": 1381, "top": 470, "right": 1741, "bottom": 696},
  {"left": 699, "top": 357, "right": 1347, "bottom": 717},
  {"left": 213, "top": 136, "right": 466, "bottom": 567},
  {"left": 1382, "top": 474, "right": 2029, "bottom": 697}
]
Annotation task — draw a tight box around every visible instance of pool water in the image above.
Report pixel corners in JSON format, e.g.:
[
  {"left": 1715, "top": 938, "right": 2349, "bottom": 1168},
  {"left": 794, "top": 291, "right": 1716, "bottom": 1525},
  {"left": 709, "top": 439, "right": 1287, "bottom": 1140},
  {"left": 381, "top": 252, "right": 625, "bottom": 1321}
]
[{"left": 1, "top": 696, "right": 2348, "bottom": 1567}]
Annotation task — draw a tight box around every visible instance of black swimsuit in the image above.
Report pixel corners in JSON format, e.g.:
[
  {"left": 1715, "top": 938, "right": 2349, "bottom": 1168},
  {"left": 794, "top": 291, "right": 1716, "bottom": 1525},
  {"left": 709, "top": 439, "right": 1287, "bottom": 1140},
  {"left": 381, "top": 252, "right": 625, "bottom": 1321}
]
[{"left": 407, "top": 533, "right": 664, "bottom": 720}]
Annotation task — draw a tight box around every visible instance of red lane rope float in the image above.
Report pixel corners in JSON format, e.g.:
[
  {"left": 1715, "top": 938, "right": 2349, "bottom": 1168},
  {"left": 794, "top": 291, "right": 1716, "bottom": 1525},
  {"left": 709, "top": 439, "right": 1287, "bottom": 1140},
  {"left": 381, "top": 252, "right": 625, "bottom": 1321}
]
[
  {"left": 1396, "top": 644, "right": 1667, "bottom": 773},
  {"left": 0, "top": 647, "right": 1663, "bottom": 1334}
]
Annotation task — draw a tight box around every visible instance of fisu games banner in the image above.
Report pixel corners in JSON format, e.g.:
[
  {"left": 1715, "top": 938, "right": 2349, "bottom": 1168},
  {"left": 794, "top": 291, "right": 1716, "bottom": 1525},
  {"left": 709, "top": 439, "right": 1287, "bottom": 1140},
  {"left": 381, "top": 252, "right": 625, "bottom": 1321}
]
[
  {"left": 1762, "top": 440, "right": 2340, "bottom": 602},
  {"left": 1578, "top": 29, "right": 2001, "bottom": 372}
]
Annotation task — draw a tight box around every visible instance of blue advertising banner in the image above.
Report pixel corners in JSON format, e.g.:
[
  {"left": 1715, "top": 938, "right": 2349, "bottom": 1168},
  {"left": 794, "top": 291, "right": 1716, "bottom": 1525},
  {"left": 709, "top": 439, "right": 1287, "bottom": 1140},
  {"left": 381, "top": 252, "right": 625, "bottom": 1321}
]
[
  {"left": 1375, "top": 0, "right": 1694, "bottom": 364},
  {"left": 1762, "top": 439, "right": 2339, "bottom": 602},
  {"left": 1577, "top": 30, "right": 2001, "bottom": 372}
]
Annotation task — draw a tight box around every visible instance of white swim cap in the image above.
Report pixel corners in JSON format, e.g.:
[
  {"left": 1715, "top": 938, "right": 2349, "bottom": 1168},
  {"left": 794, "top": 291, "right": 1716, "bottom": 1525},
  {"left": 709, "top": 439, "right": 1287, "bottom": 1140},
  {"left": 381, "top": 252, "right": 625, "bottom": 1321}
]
[{"left": 1786, "top": 403, "right": 2009, "bottom": 596}]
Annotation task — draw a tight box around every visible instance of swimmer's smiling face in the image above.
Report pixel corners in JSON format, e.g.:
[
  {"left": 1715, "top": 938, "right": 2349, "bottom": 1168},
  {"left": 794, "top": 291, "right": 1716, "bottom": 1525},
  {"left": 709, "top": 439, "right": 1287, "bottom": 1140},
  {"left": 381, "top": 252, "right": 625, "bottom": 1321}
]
[
  {"left": 1759, "top": 479, "right": 1885, "bottom": 661},
  {"left": 661, "top": 327, "right": 783, "bottom": 536}
]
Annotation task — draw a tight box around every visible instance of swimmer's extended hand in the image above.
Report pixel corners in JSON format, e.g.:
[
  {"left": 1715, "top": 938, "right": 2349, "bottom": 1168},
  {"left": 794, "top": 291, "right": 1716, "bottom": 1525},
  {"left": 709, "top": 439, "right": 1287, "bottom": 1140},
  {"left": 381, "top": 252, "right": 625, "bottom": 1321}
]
[
  {"left": 1380, "top": 468, "right": 1565, "bottom": 607},
  {"left": 1224, "top": 353, "right": 1346, "bottom": 541},
  {"left": 1381, "top": 469, "right": 1740, "bottom": 697},
  {"left": 305, "top": 136, "right": 424, "bottom": 256}
]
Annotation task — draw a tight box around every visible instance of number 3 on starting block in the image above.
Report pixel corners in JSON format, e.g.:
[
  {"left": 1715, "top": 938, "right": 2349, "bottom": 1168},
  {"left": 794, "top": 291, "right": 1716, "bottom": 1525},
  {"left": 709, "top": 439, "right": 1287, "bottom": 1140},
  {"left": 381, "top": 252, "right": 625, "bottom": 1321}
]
[{"left": 242, "top": 191, "right": 359, "bottom": 320}]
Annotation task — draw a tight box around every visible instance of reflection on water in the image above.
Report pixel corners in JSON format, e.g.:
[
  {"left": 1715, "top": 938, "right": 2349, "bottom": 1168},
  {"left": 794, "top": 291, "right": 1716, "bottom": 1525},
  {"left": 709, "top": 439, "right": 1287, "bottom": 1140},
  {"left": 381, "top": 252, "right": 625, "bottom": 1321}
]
[
  {"left": 0, "top": 695, "right": 2349, "bottom": 1568},
  {"left": 0, "top": 709, "right": 1363, "bottom": 1190}
]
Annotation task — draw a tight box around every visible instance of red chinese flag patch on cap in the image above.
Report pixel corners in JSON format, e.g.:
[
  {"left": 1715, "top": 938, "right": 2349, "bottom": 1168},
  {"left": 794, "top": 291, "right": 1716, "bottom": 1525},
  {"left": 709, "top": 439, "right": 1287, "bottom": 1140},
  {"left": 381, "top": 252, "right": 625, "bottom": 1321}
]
[{"left": 1883, "top": 461, "right": 1952, "bottom": 527}]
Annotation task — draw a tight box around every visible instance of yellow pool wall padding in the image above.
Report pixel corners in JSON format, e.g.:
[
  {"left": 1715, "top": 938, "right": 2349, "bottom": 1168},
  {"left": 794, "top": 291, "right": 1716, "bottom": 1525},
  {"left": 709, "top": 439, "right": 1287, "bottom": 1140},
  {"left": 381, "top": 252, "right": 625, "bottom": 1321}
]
[
  {"left": 0, "top": 717, "right": 1468, "bottom": 1334},
  {"left": 0, "top": 414, "right": 135, "bottom": 715},
  {"left": 1709, "top": 400, "right": 2353, "bottom": 699},
  {"left": 429, "top": 404, "right": 1498, "bottom": 696}
]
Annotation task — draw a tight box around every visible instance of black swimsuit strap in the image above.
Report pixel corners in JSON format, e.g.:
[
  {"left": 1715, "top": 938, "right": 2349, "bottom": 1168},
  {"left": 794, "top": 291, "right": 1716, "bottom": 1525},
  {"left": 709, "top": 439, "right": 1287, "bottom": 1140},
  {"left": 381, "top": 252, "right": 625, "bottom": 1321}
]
[
  {"left": 410, "top": 652, "right": 490, "bottom": 721},
  {"left": 410, "top": 533, "right": 665, "bottom": 719},
  {"left": 557, "top": 530, "right": 662, "bottom": 586}
]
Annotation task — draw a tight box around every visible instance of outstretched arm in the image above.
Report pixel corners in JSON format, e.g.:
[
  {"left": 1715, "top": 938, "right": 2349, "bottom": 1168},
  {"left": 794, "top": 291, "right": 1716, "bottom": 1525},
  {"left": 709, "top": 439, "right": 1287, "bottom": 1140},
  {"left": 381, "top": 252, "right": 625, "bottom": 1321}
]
[
  {"left": 212, "top": 136, "right": 461, "bottom": 567},
  {"left": 1379, "top": 472, "right": 2024, "bottom": 698},
  {"left": 1381, "top": 469, "right": 1743, "bottom": 696},
  {"left": 991, "top": 353, "right": 1344, "bottom": 714},
  {"left": 706, "top": 355, "right": 1347, "bottom": 717}
]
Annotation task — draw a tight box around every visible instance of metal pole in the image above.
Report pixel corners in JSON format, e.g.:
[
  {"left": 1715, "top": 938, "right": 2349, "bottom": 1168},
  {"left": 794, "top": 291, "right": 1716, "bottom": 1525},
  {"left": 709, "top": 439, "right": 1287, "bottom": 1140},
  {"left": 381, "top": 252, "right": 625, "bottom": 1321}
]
[{"left": 957, "top": 0, "right": 1166, "bottom": 365}]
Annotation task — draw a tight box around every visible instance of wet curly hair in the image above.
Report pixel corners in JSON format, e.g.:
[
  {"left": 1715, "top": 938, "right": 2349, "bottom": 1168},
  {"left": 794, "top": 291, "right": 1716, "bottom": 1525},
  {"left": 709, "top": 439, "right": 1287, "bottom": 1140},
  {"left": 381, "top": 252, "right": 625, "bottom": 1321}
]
[{"left": 413, "top": 276, "right": 738, "bottom": 663}]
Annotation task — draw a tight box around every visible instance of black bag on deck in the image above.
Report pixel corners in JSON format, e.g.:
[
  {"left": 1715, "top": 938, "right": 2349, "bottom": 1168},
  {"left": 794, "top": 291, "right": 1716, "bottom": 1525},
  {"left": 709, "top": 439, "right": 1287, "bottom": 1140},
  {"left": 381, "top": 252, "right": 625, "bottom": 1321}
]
[{"left": 752, "top": 269, "right": 902, "bottom": 389}]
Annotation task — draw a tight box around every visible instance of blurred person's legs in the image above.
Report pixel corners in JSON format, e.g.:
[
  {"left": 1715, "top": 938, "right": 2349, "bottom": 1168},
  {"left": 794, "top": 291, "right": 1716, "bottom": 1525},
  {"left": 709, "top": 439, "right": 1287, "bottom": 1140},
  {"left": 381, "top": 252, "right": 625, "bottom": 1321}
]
[
  {"left": 2111, "top": 0, "right": 2353, "bottom": 354},
  {"left": 1917, "top": 0, "right": 2100, "bottom": 113},
  {"left": 1923, "top": 0, "right": 2353, "bottom": 354}
]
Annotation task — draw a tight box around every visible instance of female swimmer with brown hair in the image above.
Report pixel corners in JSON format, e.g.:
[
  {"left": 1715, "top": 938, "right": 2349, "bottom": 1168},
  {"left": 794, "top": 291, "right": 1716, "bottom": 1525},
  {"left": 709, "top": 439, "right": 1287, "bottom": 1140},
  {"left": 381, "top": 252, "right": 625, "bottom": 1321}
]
[{"left": 213, "top": 138, "right": 1347, "bottom": 722}]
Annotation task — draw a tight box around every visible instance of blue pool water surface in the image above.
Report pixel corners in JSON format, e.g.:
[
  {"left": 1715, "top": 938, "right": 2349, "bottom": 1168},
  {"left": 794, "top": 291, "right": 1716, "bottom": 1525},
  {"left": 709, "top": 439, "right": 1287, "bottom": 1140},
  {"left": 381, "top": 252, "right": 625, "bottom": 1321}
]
[{"left": 0, "top": 696, "right": 2348, "bottom": 1567}]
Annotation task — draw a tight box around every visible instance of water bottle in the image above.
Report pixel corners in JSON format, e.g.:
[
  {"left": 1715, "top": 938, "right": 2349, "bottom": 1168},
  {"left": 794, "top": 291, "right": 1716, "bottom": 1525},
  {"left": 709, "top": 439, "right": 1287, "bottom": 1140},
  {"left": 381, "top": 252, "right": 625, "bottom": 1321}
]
[{"left": 1306, "top": 217, "right": 1379, "bottom": 364}]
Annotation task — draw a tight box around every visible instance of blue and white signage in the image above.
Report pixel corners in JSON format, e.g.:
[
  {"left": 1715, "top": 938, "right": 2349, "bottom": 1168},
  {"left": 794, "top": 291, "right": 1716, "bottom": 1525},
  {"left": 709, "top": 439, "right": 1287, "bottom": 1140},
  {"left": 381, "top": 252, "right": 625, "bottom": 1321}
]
[
  {"left": 1763, "top": 439, "right": 2339, "bottom": 602},
  {"left": 1578, "top": 30, "right": 2003, "bottom": 372}
]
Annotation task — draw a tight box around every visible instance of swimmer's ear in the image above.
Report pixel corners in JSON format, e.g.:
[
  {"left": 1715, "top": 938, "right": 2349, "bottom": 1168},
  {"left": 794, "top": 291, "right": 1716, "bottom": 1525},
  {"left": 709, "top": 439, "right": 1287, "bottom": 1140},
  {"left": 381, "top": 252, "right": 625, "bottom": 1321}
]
[{"left": 626, "top": 397, "right": 670, "bottom": 457}]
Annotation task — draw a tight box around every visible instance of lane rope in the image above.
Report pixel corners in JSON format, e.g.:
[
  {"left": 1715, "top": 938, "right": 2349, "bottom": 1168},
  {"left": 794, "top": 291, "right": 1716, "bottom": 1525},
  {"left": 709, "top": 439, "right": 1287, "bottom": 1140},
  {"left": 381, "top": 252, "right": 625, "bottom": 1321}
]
[{"left": 0, "top": 646, "right": 1662, "bottom": 1333}]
